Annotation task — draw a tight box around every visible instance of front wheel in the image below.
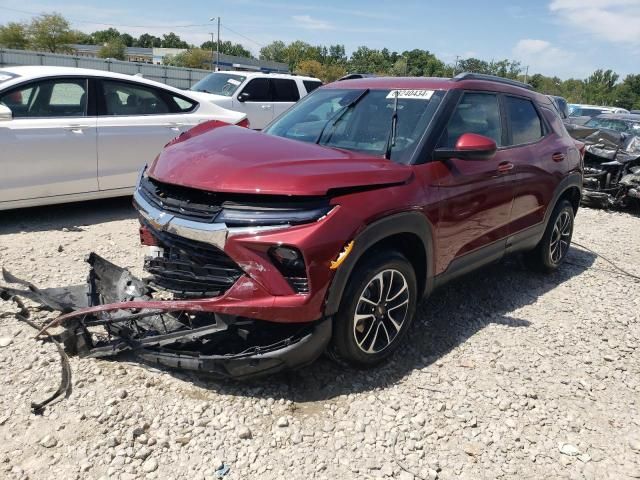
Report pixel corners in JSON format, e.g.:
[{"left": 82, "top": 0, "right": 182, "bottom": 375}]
[
  {"left": 524, "top": 199, "right": 574, "bottom": 272},
  {"left": 330, "top": 251, "right": 417, "bottom": 368}
]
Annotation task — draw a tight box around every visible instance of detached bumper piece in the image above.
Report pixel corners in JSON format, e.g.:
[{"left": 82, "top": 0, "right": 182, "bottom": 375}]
[
  {"left": 0, "top": 254, "right": 331, "bottom": 384},
  {"left": 567, "top": 124, "right": 640, "bottom": 209}
]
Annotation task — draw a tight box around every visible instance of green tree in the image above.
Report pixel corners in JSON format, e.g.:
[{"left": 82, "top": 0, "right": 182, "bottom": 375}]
[
  {"left": 73, "top": 30, "right": 93, "bottom": 45},
  {"left": 137, "top": 33, "right": 162, "bottom": 48},
  {"left": 91, "top": 28, "right": 121, "bottom": 44},
  {"left": 457, "top": 57, "right": 490, "bottom": 74},
  {"left": 120, "top": 33, "right": 135, "bottom": 47},
  {"left": 28, "top": 13, "right": 77, "bottom": 53},
  {"left": 0, "top": 22, "right": 29, "bottom": 49},
  {"left": 402, "top": 49, "right": 446, "bottom": 77},
  {"left": 97, "top": 38, "right": 126, "bottom": 60},
  {"left": 200, "top": 40, "right": 252, "bottom": 58},
  {"left": 295, "top": 59, "right": 323, "bottom": 79},
  {"left": 259, "top": 40, "right": 287, "bottom": 63},
  {"left": 488, "top": 59, "right": 522, "bottom": 79},
  {"left": 583, "top": 69, "right": 619, "bottom": 105},
  {"left": 285, "top": 41, "right": 322, "bottom": 71},
  {"left": 349, "top": 46, "right": 392, "bottom": 74},
  {"left": 327, "top": 44, "right": 347, "bottom": 65},
  {"left": 613, "top": 74, "right": 640, "bottom": 110},
  {"left": 164, "top": 48, "right": 210, "bottom": 69},
  {"left": 161, "top": 32, "right": 189, "bottom": 49}
]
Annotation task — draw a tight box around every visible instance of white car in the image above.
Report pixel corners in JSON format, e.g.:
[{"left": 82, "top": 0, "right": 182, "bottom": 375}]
[
  {"left": 189, "top": 72, "right": 322, "bottom": 130},
  {"left": 0, "top": 66, "right": 247, "bottom": 210}
]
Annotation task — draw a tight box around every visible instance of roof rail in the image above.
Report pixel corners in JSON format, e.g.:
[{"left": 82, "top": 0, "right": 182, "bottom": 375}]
[{"left": 453, "top": 72, "right": 533, "bottom": 91}]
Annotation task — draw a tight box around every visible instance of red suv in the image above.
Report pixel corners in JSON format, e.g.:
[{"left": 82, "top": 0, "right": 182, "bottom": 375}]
[{"left": 7, "top": 74, "right": 582, "bottom": 379}]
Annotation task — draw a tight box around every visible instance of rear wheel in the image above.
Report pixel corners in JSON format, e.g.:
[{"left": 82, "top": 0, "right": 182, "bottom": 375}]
[
  {"left": 524, "top": 199, "right": 574, "bottom": 272},
  {"left": 330, "top": 251, "right": 417, "bottom": 367}
]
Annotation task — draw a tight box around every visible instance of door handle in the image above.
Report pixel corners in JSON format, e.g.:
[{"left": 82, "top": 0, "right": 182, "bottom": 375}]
[
  {"left": 64, "top": 124, "right": 90, "bottom": 132},
  {"left": 260, "top": 105, "right": 272, "bottom": 110},
  {"left": 552, "top": 152, "right": 566, "bottom": 162},
  {"left": 497, "top": 162, "right": 514, "bottom": 173},
  {"left": 165, "top": 122, "right": 185, "bottom": 132}
]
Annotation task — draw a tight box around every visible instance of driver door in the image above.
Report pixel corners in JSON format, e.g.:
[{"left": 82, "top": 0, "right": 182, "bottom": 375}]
[{"left": 433, "top": 91, "right": 514, "bottom": 274}]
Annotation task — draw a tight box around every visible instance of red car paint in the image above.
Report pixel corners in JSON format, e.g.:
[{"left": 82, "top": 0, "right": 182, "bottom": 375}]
[
  {"left": 149, "top": 125, "right": 413, "bottom": 196},
  {"left": 137, "top": 76, "right": 583, "bottom": 325}
]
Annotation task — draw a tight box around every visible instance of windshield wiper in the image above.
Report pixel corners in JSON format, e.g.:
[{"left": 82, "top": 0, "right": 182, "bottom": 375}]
[
  {"left": 384, "top": 91, "right": 399, "bottom": 159},
  {"left": 315, "top": 89, "right": 369, "bottom": 144}
]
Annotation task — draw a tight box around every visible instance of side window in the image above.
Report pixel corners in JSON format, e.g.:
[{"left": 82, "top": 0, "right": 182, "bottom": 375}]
[
  {"left": 0, "top": 79, "right": 87, "bottom": 118},
  {"left": 506, "top": 96, "right": 544, "bottom": 145},
  {"left": 240, "top": 78, "right": 271, "bottom": 102},
  {"left": 303, "top": 80, "right": 322, "bottom": 94},
  {"left": 272, "top": 79, "right": 300, "bottom": 102},
  {"left": 101, "top": 80, "right": 171, "bottom": 116},
  {"left": 172, "top": 95, "right": 196, "bottom": 112},
  {"left": 440, "top": 92, "right": 502, "bottom": 147}
]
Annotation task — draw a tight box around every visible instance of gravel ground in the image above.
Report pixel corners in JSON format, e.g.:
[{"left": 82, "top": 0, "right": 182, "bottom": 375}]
[{"left": 0, "top": 199, "right": 639, "bottom": 480}]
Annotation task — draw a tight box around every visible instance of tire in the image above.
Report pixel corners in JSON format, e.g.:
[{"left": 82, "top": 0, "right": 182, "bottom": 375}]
[
  {"left": 330, "top": 250, "right": 417, "bottom": 368},
  {"left": 524, "top": 199, "right": 574, "bottom": 273}
]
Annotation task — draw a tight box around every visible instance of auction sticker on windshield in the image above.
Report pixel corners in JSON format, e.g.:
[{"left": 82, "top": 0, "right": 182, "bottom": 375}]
[{"left": 386, "top": 89, "right": 434, "bottom": 100}]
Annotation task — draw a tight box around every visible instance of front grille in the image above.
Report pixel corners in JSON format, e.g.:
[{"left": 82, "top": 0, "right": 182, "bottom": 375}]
[
  {"left": 139, "top": 176, "right": 222, "bottom": 223},
  {"left": 142, "top": 221, "right": 243, "bottom": 298}
]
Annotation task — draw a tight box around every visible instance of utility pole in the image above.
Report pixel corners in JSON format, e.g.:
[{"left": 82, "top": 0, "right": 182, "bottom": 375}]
[
  {"left": 209, "top": 32, "right": 215, "bottom": 71},
  {"left": 454, "top": 55, "right": 460, "bottom": 75},
  {"left": 209, "top": 17, "right": 221, "bottom": 71},
  {"left": 524, "top": 65, "right": 529, "bottom": 84},
  {"left": 216, "top": 17, "right": 220, "bottom": 72}
]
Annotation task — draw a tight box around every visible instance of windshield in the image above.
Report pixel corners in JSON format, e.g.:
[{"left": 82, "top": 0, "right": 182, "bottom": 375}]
[
  {"left": 263, "top": 88, "right": 444, "bottom": 164},
  {"left": 585, "top": 117, "right": 640, "bottom": 134},
  {"left": 190, "top": 72, "right": 247, "bottom": 96}
]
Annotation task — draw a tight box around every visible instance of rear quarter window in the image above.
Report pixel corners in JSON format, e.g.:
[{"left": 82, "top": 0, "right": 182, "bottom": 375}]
[{"left": 303, "top": 80, "right": 322, "bottom": 94}]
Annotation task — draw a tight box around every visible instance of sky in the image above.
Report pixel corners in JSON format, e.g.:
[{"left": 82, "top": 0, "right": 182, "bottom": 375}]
[{"left": 1, "top": 0, "right": 639, "bottom": 79}]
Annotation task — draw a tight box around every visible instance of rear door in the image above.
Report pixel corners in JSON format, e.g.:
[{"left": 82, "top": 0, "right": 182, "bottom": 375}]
[
  {"left": 433, "top": 91, "right": 514, "bottom": 273},
  {"left": 0, "top": 77, "right": 97, "bottom": 203},
  {"left": 503, "top": 95, "right": 564, "bottom": 236},
  {"left": 233, "top": 77, "right": 273, "bottom": 129},
  {"left": 96, "top": 79, "right": 194, "bottom": 191},
  {"left": 271, "top": 78, "right": 300, "bottom": 119}
]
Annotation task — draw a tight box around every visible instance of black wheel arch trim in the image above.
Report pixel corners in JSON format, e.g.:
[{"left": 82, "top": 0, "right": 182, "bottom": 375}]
[
  {"left": 545, "top": 172, "right": 582, "bottom": 226},
  {"left": 323, "top": 211, "right": 434, "bottom": 317}
]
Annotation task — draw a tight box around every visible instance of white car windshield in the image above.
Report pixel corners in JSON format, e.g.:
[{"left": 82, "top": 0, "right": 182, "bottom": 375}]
[
  {"left": 190, "top": 72, "right": 247, "bottom": 96},
  {"left": 264, "top": 88, "right": 444, "bottom": 164}
]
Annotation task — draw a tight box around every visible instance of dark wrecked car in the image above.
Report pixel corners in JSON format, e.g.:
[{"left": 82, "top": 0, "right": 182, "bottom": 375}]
[
  {"left": 565, "top": 114, "right": 640, "bottom": 209},
  {"left": 1, "top": 74, "right": 583, "bottom": 388}
]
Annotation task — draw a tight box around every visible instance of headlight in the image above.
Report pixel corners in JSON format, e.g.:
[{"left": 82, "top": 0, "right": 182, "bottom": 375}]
[{"left": 216, "top": 206, "right": 331, "bottom": 227}]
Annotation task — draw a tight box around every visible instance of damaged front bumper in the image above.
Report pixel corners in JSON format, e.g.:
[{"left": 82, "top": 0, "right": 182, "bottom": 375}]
[{"left": 0, "top": 253, "right": 331, "bottom": 380}]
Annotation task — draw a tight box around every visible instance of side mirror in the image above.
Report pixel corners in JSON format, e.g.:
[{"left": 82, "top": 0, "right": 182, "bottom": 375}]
[
  {"left": 237, "top": 92, "right": 250, "bottom": 103},
  {"left": 0, "top": 104, "right": 12, "bottom": 121},
  {"left": 433, "top": 133, "right": 497, "bottom": 161}
]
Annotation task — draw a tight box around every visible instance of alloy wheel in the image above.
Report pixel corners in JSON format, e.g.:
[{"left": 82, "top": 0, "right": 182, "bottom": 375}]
[
  {"left": 550, "top": 210, "right": 572, "bottom": 264},
  {"left": 353, "top": 269, "right": 410, "bottom": 354}
]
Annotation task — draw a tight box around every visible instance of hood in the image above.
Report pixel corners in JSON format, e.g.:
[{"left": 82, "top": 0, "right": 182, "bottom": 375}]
[{"left": 148, "top": 124, "right": 413, "bottom": 196}]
